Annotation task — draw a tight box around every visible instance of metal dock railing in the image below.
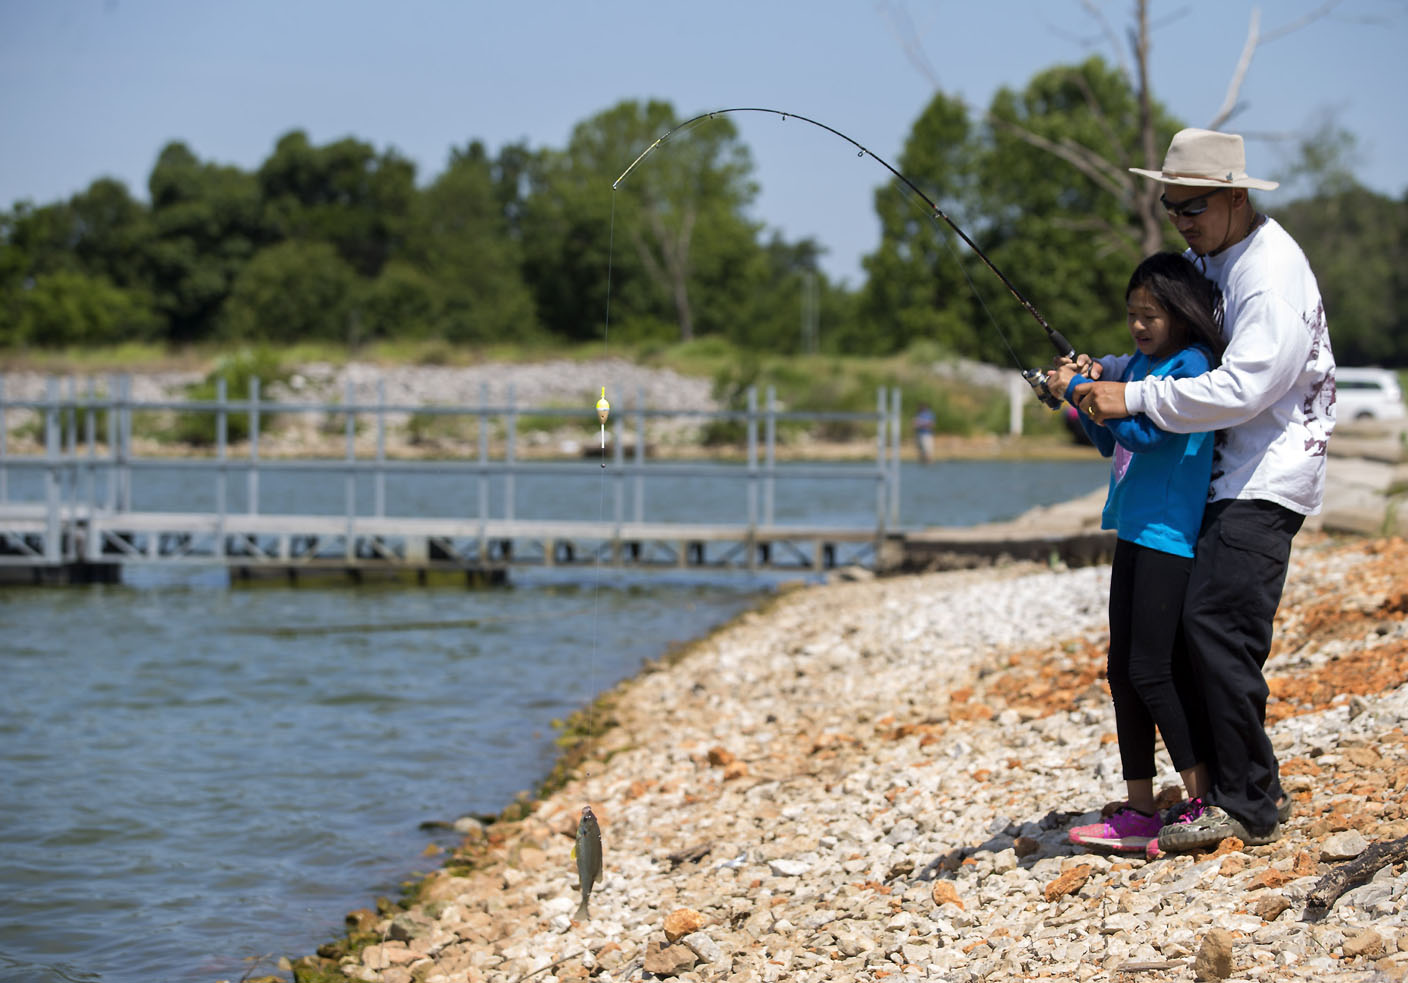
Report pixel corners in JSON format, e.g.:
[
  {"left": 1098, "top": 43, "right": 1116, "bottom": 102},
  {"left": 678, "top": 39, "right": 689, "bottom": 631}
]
[{"left": 0, "top": 376, "right": 905, "bottom": 584}]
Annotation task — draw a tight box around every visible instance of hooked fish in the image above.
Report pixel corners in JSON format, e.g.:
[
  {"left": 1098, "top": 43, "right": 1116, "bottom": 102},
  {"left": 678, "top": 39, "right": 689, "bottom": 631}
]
[{"left": 571, "top": 805, "right": 603, "bottom": 921}]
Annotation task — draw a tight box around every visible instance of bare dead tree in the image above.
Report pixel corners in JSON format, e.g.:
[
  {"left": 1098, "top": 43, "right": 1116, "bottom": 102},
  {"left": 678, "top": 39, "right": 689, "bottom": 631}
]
[
  {"left": 1207, "top": 7, "right": 1262, "bottom": 131},
  {"left": 1130, "top": 0, "right": 1163, "bottom": 255},
  {"left": 1209, "top": 1, "right": 1349, "bottom": 129},
  {"left": 882, "top": 0, "right": 1348, "bottom": 261}
]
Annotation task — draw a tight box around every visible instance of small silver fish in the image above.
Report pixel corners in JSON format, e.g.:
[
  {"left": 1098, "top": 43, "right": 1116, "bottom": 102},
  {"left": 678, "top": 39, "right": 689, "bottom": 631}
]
[{"left": 571, "top": 805, "right": 603, "bottom": 921}]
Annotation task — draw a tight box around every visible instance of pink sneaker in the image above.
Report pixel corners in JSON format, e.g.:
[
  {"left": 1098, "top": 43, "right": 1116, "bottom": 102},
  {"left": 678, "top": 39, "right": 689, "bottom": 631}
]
[
  {"left": 1145, "top": 836, "right": 1161, "bottom": 860},
  {"left": 1069, "top": 806, "right": 1161, "bottom": 852}
]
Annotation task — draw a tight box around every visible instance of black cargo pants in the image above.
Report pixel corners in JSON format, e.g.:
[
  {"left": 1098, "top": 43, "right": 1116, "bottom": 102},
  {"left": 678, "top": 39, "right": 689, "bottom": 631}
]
[{"left": 1183, "top": 498, "right": 1304, "bottom": 835}]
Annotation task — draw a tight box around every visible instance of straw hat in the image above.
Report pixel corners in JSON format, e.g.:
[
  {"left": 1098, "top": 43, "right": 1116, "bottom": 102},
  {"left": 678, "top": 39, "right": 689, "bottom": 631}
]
[{"left": 1129, "top": 128, "right": 1279, "bottom": 190}]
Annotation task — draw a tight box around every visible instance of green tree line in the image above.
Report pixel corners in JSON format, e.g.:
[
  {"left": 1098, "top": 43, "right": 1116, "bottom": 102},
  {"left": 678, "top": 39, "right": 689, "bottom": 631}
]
[{"left": 3, "top": 57, "right": 1404, "bottom": 367}]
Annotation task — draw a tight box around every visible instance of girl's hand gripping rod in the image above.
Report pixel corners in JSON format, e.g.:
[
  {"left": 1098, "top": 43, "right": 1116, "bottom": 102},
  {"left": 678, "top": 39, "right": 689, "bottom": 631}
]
[{"left": 1022, "top": 331, "right": 1077, "bottom": 410}]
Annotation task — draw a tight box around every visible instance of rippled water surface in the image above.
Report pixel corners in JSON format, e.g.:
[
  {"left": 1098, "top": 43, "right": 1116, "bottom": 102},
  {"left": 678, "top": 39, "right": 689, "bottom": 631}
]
[
  {"left": 0, "top": 578, "right": 766, "bottom": 983},
  {"left": 0, "top": 459, "right": 1107, "bottom": 983}
]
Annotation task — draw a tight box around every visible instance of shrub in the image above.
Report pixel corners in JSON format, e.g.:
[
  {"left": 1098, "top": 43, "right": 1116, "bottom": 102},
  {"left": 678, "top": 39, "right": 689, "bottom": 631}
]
[{"left": 172, "top": 347, "right": 289, "bottom": 445}]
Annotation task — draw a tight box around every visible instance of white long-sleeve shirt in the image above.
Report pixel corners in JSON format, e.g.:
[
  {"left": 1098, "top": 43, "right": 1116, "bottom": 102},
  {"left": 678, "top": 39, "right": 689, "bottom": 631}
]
[{"left": 1122, "top": 217, "right": 1335, "bottom": 515}]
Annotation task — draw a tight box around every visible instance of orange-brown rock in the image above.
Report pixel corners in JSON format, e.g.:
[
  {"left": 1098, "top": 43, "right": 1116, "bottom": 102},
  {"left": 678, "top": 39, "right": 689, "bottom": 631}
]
[
  {"left": 1192, "top": 928, "right": 1235, "bottom": 980},
  {"left": 1210, "top": 837, "right": 1245, "bottom": 858},
  {"left": 1291, "top": 851, "right": 1319, "bottom": 878},
  {"left": 706, "top": 746, "right": 735, "bottom": 767},
  {"left": 1343, "top": 930, "right": 1386, "bottom": 960},
  {"left": 931, "top": 880, "right": 964, "bottom": 909},
  {"left": 663, "top": 907, "right": 705, "bottom": 943},
  {"left": 642, "top": 940, "right": 697, "bottom": 977},
  {"left": 1043, "top": 863, "right": 1092, "bottom": 902},
  {"left": 1218, "top": 854, "right": 1251, "bottom": 877},
  {"left": 1251, "top": 894, "right": 1291, "bottom": 922},
  {"left": 1247, "top": 868, "right": 1293, "bottom": 890}
]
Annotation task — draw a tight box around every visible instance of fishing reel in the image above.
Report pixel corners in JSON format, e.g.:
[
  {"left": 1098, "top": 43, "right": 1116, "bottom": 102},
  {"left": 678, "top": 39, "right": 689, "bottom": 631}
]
[
  {"left": 1023, "top": 334, "right": 1081, "bottom": 411},
  {"left": 1022, "top": 367, "right": 1063, "bottom": 410}
]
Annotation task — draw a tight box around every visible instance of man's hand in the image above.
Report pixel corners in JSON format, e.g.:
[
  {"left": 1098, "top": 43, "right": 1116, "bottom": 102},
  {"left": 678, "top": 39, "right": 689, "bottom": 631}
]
[
  {"left": 1045, "top": 360, "right": 1080, "bottom": 399},
  {"left": 1071, "top": 380, "right": 1129, "bottom": 425}
]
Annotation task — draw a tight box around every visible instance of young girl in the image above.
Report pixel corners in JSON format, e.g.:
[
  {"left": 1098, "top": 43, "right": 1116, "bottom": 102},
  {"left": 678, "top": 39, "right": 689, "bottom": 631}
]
[{"left": 1048, "top": 252, "right": 1225, "bottom": 855}]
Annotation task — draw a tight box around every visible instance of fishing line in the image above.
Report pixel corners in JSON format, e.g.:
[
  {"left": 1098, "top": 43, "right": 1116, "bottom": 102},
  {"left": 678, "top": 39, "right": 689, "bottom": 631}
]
[
  {"left": 583, "top": 189, "right": 621, "bottom": 785},
  {"left": 565, "top": 155, "right": 623, "bottom": 931},
  {"left": 613, "top": 106, "right": 1078, "bottom": 405},
  {"left": 881, "top": 172, "right": 1033, "bottom": 376},
  {"left": 570, "top": 104, "right": 1081, "bottom": 918}
]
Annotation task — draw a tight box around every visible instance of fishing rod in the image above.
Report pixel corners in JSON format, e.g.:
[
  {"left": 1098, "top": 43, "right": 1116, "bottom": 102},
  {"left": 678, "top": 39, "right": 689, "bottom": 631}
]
[{"left": 614, "top": 106, "right": 1075, "bottom": 409}]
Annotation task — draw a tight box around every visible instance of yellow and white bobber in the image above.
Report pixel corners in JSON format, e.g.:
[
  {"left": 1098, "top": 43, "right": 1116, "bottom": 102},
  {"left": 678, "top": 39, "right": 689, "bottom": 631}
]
[{"left": 595, "top": 387, "right": 610, "bottom": 463}]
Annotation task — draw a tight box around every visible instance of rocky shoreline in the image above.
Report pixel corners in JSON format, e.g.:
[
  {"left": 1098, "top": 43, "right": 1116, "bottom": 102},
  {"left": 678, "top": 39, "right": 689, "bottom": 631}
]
[
  {"left": 280, "top": 532, "right": 1408, "bottom": 983},
  {"left": 11, "top": 363, "right": 1406, "bottom": 981}
]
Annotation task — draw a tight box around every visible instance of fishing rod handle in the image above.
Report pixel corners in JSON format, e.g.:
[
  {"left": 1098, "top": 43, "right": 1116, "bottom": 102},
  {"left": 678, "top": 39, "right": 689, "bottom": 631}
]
[{"left": 1046, "top": 328, "right": 1076, "bottom": 362}]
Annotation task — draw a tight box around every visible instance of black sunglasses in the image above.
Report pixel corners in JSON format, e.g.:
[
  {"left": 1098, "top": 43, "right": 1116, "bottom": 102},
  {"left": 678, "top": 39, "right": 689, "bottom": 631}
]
[{"left": 1161, "top": 187, "right": 1228, "bottom": 218}]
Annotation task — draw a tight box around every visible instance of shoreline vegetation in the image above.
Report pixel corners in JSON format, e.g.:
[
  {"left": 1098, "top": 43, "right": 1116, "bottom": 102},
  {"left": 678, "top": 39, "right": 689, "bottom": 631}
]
[
  {"left": 0, "top": 343, "right": 1089, "bottom": 464},
  {"left": 257, "top": 532, "right": 1408, "bottom": 983}
]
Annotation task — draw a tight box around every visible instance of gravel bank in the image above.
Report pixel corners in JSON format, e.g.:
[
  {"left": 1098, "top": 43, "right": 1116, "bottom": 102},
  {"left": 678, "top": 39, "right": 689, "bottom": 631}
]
[
  {"left": 294, "top": 534, "right": 1408, "bottom": 983},
  {"left": 1, "top": 360, "right": 721, "bottom": 458},
  {"left": 0, "top": 360, "right": 715, "bottom": 410}
]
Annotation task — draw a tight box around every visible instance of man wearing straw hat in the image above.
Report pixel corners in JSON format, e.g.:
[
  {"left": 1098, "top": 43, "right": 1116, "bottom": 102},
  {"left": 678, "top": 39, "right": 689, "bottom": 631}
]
[{"left": 1071, "top": 128, "right": 1336, "bottom": 852}]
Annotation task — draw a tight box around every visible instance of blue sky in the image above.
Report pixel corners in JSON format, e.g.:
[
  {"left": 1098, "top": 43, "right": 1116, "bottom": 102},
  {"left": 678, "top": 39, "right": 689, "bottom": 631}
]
[{"left": 2, "top": 0, "right": 1405, "bottom": 285}]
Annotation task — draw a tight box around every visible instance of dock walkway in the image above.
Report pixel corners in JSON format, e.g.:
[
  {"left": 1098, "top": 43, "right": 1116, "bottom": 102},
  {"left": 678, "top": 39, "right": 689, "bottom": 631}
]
[
  {"left": 0, "top": 377, "right": 904, "bottom": 583},
  {"left": 0, "top": 503, "right": 891, "bottom": 583}
]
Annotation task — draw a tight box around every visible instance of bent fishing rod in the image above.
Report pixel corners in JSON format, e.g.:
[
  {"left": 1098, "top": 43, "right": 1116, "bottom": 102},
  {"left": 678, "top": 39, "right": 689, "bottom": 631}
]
[{"left": 613, "top": 106, "right": 1075, "bottom": 408}]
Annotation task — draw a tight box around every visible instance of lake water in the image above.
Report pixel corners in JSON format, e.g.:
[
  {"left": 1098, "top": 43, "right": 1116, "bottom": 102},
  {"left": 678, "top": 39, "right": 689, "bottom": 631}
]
[{"left": 0, "top": 458, "right": 1106, "bottom": 983}]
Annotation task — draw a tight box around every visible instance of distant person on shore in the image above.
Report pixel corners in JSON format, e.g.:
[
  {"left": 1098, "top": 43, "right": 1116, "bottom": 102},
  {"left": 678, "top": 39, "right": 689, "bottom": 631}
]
[
  {"left": 1048, "top": 252, "right": 1225, "bottom": 855},
  {"left": 1070, "top": 129, "right": 1336, "bottom": 852},
  {"left": 913, "top": 403, "right": 936, "bottom": 465}
]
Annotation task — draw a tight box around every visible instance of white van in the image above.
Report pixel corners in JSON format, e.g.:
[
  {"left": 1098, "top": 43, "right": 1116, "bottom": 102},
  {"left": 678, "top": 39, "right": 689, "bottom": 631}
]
[{"left": 1336, "top": 367, "right": 1406, "bottom": 421}]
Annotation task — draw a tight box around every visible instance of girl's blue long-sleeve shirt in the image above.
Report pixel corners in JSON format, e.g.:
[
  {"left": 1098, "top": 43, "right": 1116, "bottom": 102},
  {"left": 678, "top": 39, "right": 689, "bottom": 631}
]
[{"left": 1064, "top": 345, "right": 1215, "bottom": 558}]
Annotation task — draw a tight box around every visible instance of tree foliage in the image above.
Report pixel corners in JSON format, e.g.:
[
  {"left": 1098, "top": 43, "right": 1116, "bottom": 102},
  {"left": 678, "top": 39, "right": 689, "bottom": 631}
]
[
  {"left": 402, "top": 143, "right": 538, "bottom": 343},
  {"left": 222, "top": 240, "right": 357, "bottom": 344},
  {"left": 0, "top": 270, "right": 160, "bottom": 347},
  {"left": 853, "top": 91, "right": 979, "bottom": 358},
  {"left": 1276, "top": 186, "right": 1408, "bottom": 366},
  {"left": 258, "top": 131, "right": 415, "bottom": 277},
  {"left": 146, "top": 142, "right": 268, "bottom": 342},
  {"left": 0, "top": 78, "right": 1400, "bottom": 368},
  {"left": 520, "top": 100, "right": 767, "bottom": 346},
  {"left": 976, "top": 57, "right": 1187, "bottom": 363},
  {"left": 1270, "top": 124, "right": 1407, "bottom": 367}
]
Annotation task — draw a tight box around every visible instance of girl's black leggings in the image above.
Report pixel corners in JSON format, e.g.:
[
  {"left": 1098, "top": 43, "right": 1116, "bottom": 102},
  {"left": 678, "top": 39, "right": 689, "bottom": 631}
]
[{"left": 1107, "top": 538, "right": 1207, "bottom": 780}]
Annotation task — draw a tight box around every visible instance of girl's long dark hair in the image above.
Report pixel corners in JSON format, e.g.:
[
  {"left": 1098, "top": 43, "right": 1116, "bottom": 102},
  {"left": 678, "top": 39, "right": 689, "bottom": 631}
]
[{"left": 1127, "top": 252, "right": 1226, "bottom": 363}]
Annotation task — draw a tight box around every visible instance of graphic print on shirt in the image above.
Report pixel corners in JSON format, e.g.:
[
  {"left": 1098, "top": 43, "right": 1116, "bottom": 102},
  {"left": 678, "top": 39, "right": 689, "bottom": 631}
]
[
  {"left": 1113, "top": 443, "right": 1133, "bottom": 485},
  {"left": 1301, "top": 300, "right": 1334, "bottom": 457}
]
